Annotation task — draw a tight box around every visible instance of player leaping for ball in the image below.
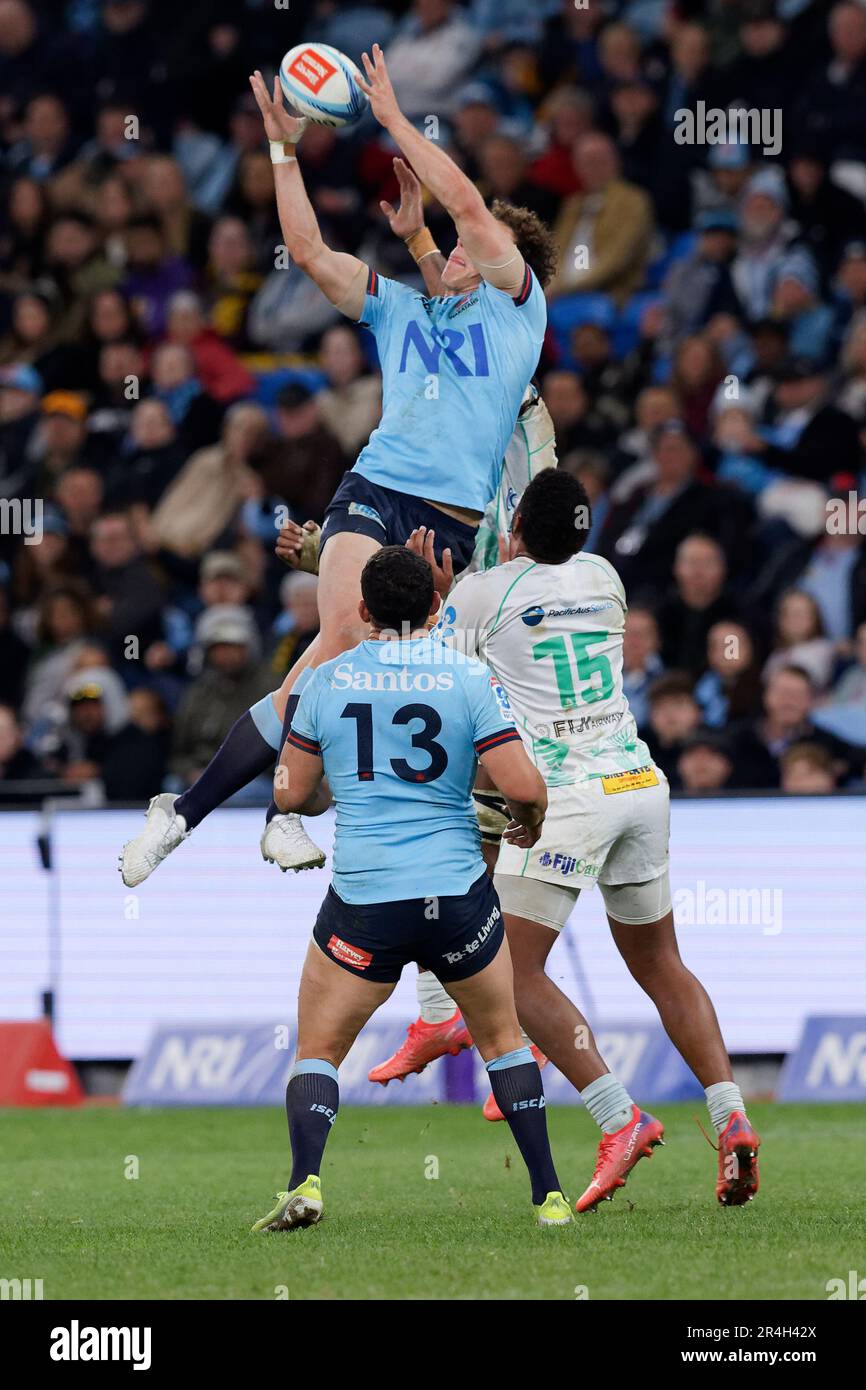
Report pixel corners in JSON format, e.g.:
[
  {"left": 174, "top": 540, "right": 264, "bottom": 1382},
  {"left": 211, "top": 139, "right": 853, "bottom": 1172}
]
[{"left": 121, "top": 44, "right": 558, "bottom": 888}]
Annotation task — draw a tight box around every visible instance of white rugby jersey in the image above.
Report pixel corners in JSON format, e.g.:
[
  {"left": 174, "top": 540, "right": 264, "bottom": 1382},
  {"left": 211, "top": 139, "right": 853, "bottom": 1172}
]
[
  {"left": 467, "top": 386, "right": 557, "bottom": 573},
  {"left": 437, "top": 551, "right": 653, "bottom": 787}
]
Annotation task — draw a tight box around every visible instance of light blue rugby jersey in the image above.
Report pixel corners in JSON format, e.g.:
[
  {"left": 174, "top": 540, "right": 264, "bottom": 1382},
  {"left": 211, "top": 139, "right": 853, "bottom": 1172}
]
[
  {"left": 354, "top": 266, "right": 546, "bottom": 514},
  {"left": 288, "top": 635, "right": 521, "bottom": 904}
]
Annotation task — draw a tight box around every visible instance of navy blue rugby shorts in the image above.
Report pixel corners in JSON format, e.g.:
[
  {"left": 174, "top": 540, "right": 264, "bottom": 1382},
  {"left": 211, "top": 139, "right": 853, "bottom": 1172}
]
[
  {"left": 312, "top": 871, "right": 504, "bottom": 984},
  {"left": 319, "top": 470, "right": 479, "bottom": 574}
]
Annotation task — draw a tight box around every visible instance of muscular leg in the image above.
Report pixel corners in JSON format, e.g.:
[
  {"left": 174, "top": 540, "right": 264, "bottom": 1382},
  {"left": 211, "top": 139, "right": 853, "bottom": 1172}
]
[
  {"left": 606, "top": 906, "right": 733, "bottom": 1089},
  {"left": 282, "top": 940, "right": 395, "bottom": 1194},
  {"left": 505, "top": 913, "right": 609, "bottom": 1091},
  {"left": 444, "top": 941, "right": 563, "bottom": 1206}
]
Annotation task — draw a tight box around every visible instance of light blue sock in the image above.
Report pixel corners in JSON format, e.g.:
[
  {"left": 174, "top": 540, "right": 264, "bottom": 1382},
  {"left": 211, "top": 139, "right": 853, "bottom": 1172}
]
[
  {"left": 249, "top": 693, "right": 283, "bottom": 751},
  {"left": 705, "top": 1081, "right": 746, "bottom": 1135},
  {"left": 580, "top": 1073, "right": 635, "bottom": 1134}
]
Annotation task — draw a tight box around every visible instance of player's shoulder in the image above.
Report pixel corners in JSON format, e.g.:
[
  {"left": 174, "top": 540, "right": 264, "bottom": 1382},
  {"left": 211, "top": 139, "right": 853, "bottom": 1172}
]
[
  {"left": 479, "top": 266, "right": 545, "bottom": 317},
  {"left": 572, "top": 551, "right": 627, "bottom": 601}
]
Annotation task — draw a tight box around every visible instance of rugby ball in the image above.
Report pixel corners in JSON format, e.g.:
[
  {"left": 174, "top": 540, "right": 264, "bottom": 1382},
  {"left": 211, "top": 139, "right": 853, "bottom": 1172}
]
[{"left": 279, "top": 43, "right": 367, "bottom": 128}]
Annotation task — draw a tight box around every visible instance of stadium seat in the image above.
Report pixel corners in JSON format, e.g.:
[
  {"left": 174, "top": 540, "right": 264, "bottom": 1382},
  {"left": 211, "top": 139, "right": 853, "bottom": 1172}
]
[
  {"left": 251, "top": 367, "right": 327, "bottom": 407},
  {"left": 548, "top": 292, "right": 618, "bottom": 366},
  {"left": 614, "top": 291, "right": 663, "bottom": 357}
]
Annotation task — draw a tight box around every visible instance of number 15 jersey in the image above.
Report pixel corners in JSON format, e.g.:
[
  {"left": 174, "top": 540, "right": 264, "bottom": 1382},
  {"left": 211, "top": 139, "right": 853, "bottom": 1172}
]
[
  {"left": 436, "top": 552, "right": 652, "bottom": 788},
  {"left": 289, "top": 635, "right": 520, "bottom": 903}
]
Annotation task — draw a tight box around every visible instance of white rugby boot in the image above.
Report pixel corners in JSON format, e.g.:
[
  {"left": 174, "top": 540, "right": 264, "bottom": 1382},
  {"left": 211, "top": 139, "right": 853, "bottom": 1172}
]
[
  {"left": 119, "top": 793, "right": 189, "bottom": 886},
  {"left": 260, "top": 813, "right": 326, "bottom": 872}
]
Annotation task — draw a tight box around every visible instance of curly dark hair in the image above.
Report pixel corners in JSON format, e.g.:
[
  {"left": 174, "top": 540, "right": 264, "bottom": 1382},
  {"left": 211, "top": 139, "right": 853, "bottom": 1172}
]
[
  {"left": 491, "top": 199, "right": 559, "bottom": 289},
  {"left": 361, "top": 546, "right": 434, "bottom": 633},
  {"left": 514, "top": 468, "right": 592, "bottom": 564}
]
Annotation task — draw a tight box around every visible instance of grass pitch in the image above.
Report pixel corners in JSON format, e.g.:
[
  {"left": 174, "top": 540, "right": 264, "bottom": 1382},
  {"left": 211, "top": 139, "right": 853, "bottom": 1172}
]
[{"left": 2, "top": 1102, "right": 861, "bottom": 1301}]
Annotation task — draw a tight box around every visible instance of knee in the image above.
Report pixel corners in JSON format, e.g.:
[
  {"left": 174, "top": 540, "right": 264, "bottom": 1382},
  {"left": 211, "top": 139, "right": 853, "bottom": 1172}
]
[{"left": 511, "top": 962, "right": 547, "bottom": 1013}]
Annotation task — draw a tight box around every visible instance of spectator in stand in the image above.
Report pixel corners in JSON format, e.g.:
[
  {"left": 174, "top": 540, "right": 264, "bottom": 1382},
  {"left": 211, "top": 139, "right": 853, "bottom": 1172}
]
[
  {"left": 655, "top": 535, "right": 744, "bottom": 675},
  {"left": 677, "top": 727, "right": 736, "bottom": 793},
  {"left": 88, "top": 509, "right": 164, "bottom": 666},
  {"left": 0, "top": 586, "right": 30, "bottom": 709},
  {"left": 50, "top": 667, "right": 165, "bottom": 799},
  {"left": 385, "top": 0, "right": 482, "bottom": 122},
  {"left": 551, "top": 132, "right": 654, "bottom": 303},
  {"left": 643, "top": 671, "right": 702, "bottom": 789},
  {"left": 22, "top": 583, "right": 97, "bottom": 729},
  {"left": 763, "top": 589, "right": 837, "bottom": 692},
  {"left": 0, "top": 363, "right": 43, "bottom": 501},
  {"left": 203, "top": 216, "right": 262, "bottom": 347},
  {"left": 769, "top": 260, "right": 835, "bottom": 366},
  {"left": 754, "top": 357, "right": 861, "bottom": 484},
  {"left": 670, "top": 335, "right": 726, "bottom": 439},
  {"left": 7, "top": 92, "right": 75, "bottom": 181},
  {"left": 269, "top": 571, "right": 320, "bottom": 680},
  {"left": 600, "top": 420, "right": 751, "bottom": 595},
  {"left": 542, "top": 369, "right": 611, "bottom": 454},
  {"left": 663, "top": 208, "right": 743, "bottom": 346},
  {"left": 149, "top": 341, "right": 223, "bottom": 454},
  {"left": 694, "top": 620, "right": 764, "bottom": 730},
  {"left": 795, "top": 1, "right": 866, "bottom": 160},
  {"left": 476, "top": 134, "right": 560, "bottom": 226},
  {"left": 164, "top": 291, "right": 255, "bottom": 405},
  {"left": 148, "top": 403, "right": 268, "bottom": 561},
  {"left": 253, "top": 383, "right": 348, "bottom": 526},
  {"left": 528, "top": 87, "right": 593, "bottom": 199},
  {"left": 107, "top": 398, "right": 186, "bottom": 513},
  {"left": 315, "top": 325, "right": 382, "bottom": 459},
  {"left": 731, "top": 169, "right": 799, "bottom": 321},
  {"left": 123, "top": 215, "right": 195, "bottom": 342},
  {"left": 834, "top": 240, "right": 866, "bottom": 325},
  {"left": 30, "top": 392, "right": 90, "bottom": 497},
  {"left": 0, "top": 702, "right": 44, "bottom": 787},
  {"left": 829, "top": 620, "right": 866, "bottom": 705},
  {"left": 168, "top": 604, "right": 273, "bottom": 794},
  {"left": 786, "top": 144, "right": 866, "bottom": 281},
  {"left": 733, "top": 665, "right": 866, "bottom": 789},
  {"left": 780, "top": 741, "right": 839, "bottom": 794},
  {"left": 621, "top": 603, "right": 664, "bottom": 730},
  {"left": 0, "top": 175, "right": 51, "bottom": 282}
]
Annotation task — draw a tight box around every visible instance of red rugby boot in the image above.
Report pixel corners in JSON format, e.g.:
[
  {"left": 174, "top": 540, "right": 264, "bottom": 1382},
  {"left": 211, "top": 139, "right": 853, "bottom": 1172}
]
[
  {"left": 367, "top": 1010, "right": 472, "bottom": 1084},
  {"left": 575, "top": 1105, "right": 665, "bottom": 1212},
  {"left": 715, "top": 1111, "right": 760, "bottom": 1206}
]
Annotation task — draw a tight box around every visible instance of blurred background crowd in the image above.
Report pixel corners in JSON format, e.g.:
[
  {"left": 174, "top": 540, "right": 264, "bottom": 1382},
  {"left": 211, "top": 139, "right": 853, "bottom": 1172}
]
[{"left": 2, "top": 0, "right": 866, "bottom": 805}]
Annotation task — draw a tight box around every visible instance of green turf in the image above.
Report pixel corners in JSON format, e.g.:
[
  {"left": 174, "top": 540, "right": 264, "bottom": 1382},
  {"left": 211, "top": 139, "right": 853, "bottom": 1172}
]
[{"left": 1, "top": 1102, "right": 861, "bottom": 1300}]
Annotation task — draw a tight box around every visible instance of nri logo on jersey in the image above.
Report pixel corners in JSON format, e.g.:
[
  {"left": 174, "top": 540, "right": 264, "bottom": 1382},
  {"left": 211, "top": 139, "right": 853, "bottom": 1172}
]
[{"left": 399, "top": 323, "right": 489, "bottom": 376}]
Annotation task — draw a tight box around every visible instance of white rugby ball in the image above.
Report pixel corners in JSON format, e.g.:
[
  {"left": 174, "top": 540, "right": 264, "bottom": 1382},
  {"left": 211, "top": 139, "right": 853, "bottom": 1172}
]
[{"left": 279, "top": 43, "right": 367, "bottom": 128}]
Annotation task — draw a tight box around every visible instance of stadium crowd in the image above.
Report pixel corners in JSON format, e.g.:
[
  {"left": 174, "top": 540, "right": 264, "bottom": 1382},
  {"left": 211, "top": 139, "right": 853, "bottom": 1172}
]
[{"left": 2, "top": 0, "right": 866, "bottom": 804}]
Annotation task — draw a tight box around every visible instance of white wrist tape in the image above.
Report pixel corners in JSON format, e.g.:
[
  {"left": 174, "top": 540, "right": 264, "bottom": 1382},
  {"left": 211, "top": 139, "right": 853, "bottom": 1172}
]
[{"left": 269, "top": 140, "right": 297, "bottom": 165}]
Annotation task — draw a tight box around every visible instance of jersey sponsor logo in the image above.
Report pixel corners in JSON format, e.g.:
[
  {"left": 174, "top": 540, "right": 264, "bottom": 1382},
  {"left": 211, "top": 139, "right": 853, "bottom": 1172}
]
[
  {"left": 489, "top": 673, "right": 512, "bottom": 717},
  {"left": 327, "top": 934, "right": 373, "bottom": 971},
  {"left": 398, "top": 322, "right": 490, "bottom": 377},
  {"left": 552, "top": 710, "right": 623, "bottom": 738},
  {"left": 441, "top": 902, "right": 500, "bottom": 965},
  {"left": 546, "top": 602, "right": 614, "bottom": 617},
  {"left": 331, "top": 660, "right": 454, "bottom": 692},
  {"left": 447, "top": 292, "right": 479, "bottom": 319},
  {"left": 600, "top": 766, "right": 659, "bottom": 795},
  {"left": 520, "top": 605, "right": 545, "bottom": 626},
  {"left": 538, "top": 850, "right": 600, "bottom": 879},
  {"left": 347, "top": 501, "right": 386, "bottom": 528},
  {"left": 288, "top": 47, "right": 338, "bottom": 94}
]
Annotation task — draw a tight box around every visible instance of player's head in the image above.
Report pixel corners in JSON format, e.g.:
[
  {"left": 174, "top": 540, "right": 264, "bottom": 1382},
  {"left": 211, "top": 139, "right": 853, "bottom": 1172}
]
[
  {"left": 440, "top": 201, "right": 558, "bottom": 293},
  {"left": 360, "top": 546, "right": 439, "bottom": 635},
  {"left": 511, "top": 468, "right": 592, "bottom": 565}
]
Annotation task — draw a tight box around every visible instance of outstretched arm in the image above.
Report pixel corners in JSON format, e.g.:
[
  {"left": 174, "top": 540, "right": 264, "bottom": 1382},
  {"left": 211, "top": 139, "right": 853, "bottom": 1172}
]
[
  {"left": 249, "top": 70, "right": 368, "bottom": 320},
  {"left": 357, "top": 45, "right": 525, "bottom": 294},
  {"left": 381, "top": 156, "right": 447, "bottom": 296}
]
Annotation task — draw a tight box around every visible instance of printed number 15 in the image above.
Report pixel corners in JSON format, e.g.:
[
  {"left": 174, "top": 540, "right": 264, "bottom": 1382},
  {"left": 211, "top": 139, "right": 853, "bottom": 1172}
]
[{"left": 532, "top": 632, "right": 613, "bottom": 709}]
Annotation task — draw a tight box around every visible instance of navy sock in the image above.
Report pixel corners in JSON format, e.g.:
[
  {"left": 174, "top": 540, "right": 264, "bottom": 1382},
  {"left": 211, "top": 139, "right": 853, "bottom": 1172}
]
[
  {"left": 265, "top": 691, "right": 301, "bottom": 822},
  {"left": 487, "top": 1047, "right": 561, "bottom": 1205},
  {"left": 287, "top": 1060, "right": 339, "bottom": 1188},
  {"left": 175, "top": 708, "right": 276, "bottom": 830}
]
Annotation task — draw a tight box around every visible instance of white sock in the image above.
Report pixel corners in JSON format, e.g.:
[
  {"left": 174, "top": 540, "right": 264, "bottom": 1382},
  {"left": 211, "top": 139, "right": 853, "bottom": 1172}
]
[
  {"left": 580, "top": 1073, "right": 635, "bottom": 1134},
  {"left": 416, "top": 970, "right": 456, "bottom": 1024},
  {"left": 705, "top": 1081, "right": 746, "bottom": 1135}
]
